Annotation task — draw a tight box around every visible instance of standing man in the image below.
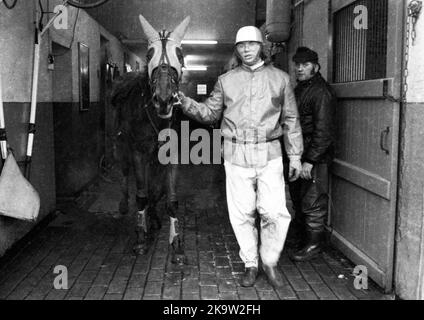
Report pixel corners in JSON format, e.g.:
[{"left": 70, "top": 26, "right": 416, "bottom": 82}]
[
  {"left": 288, "top": 47, "right": 336, "bottom": 262},
  {"left": 177, "top": 26, "right": 303, "bottom": 287}
]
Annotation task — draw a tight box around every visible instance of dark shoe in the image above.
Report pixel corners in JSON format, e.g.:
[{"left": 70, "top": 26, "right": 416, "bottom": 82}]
[
  {"left": 241, "top": 267, "right": 258, "bottom": 287},
  {"left": 290, "top": 230, "right": 324, "bottom": 262},
  {"left": 262, "top": 265, "right": 285, "bottom": 288}
]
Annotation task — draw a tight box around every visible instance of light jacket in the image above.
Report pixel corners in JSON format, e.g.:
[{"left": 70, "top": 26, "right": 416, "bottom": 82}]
[{"left": 181, "top": 63, "right": 303, "bottom": 167}]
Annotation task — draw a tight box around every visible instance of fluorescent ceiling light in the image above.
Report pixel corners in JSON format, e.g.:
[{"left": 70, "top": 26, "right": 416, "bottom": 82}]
[
  {"left": 181, "top": 40, "right": 218, "bottom": 45},
  {"left": 184, "top": 55, "right": 201, "bottom": 62},
  {"left": 183, "top": 65, "right": 208, "bottom": 71}
]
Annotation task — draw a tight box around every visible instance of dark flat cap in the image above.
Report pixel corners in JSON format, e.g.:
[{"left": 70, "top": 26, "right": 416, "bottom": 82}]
[{"left": 292, "top": 47, "right": 319, "bottom": 64}]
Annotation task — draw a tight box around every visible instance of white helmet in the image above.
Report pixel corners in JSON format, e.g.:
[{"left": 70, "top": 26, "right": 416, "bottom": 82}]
[{"left": 235, "top": 26, "right": 263, "bottom": 44}]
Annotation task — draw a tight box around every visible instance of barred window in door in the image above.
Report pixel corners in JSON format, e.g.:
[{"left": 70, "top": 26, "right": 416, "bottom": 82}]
[{"left": 333, "top": 0, "right": 388, "bottom": 83}]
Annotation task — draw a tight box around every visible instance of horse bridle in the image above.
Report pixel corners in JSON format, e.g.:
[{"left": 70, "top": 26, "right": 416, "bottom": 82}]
[
  {"left": 148, "top": 30, "right": 182, "bottom": 115},
  {"left": 144, "top": 30, "right": 183, "bottom": 139}
]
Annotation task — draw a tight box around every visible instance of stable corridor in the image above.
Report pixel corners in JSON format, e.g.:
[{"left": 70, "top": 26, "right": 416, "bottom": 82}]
[{"left": 0, "top": 164, "right": 391, "bottom": 300}]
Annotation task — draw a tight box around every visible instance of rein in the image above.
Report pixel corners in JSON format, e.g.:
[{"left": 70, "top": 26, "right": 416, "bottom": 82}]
[
  {"left": 143, "top": 98, "right": 161, "bottom": 136},
  {"left": 143, "top": 99, "right": 177, "bottom": 149}
]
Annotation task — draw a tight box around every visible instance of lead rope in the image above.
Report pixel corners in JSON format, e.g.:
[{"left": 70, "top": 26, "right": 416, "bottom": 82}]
[{"left": 144, "top": 99, "right": 160, "bottom": 136}]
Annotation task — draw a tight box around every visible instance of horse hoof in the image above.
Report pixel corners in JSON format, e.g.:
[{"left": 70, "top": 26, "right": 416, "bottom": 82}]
[
  {"left": 171, "top": 253, "right": 187, "bottom": 265},
  {"left": 133, "top": 244, "right": 148, "bottom": 255},
  {"left": 170, "top": 240, "right": 186, "bottom": 265}
]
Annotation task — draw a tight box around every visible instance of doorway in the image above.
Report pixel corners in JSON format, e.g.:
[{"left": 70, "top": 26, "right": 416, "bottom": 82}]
[
  {"left": 51, "top": 41, "right": 73, "bottom": 196},
  {"left": 328, "top": 0, "right": 403, "bottom": 292}
]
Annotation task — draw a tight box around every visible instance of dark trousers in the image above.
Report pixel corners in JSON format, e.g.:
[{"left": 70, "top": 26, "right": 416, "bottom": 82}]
[{"left": 287, "top": 163, "right": 329, "bottom": 233}]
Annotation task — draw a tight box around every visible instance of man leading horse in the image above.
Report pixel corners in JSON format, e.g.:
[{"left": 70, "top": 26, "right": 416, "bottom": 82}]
[{"left": 177, "top": 26, "right": 303, "bottom": 288}]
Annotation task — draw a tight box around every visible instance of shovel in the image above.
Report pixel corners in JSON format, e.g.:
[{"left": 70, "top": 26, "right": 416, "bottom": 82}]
[
  {"left": 0, "top": 3, "right": 65, "bottom": 221},
  {"left": 0, "top": 69, "right": 40, "bottom": 221}
]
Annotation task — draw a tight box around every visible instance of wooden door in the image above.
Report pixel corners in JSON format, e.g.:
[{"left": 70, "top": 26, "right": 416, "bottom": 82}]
[{"left": 328, "top": 0, "right": 403, "bottom": 291}]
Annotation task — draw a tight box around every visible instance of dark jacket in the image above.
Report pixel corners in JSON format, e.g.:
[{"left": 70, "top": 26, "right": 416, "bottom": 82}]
[{"left": 294, "top": 72, "right": 336, "bottom": 164}]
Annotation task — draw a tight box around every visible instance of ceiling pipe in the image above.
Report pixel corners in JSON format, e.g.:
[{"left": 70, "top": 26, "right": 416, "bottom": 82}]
[{"left": 265, "top": 0, "right": 291, "bottom": 43}]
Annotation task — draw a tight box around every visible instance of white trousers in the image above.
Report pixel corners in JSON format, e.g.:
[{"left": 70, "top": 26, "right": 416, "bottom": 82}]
[{"left": 224, "top": 157, "right": 291, "bottom": 268}]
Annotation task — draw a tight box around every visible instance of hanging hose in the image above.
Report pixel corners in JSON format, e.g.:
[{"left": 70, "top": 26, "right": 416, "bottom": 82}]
[
  {"left": 66, "top": 0, "right": 109, "bottom": 9},
  {"left": 2, "top": 0, "right": 18, "bottom": 10}
]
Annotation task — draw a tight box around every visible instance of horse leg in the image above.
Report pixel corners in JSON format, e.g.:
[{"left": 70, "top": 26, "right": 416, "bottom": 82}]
[
  {"left": 167, "top": 164, "right": 186, "bottom": 264},
  {"left": 119, "top": 163, "right": 130, "bottom": 215},
  {"left": 132, "top": 150, "right": 151, "bottom": 255},
  {"left": 144, "top": 162, "right": 162, "bottom": 232},
  {"left": 134, "top": 200, "right": 149, "bottom": 255}
]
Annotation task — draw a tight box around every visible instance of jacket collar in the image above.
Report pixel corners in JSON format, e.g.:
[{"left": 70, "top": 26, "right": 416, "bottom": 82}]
[
  {"left": 240, "top": 60, "right": 265, "bottom": 72},
  {"left": 297, "top": 72, "right": 323, "bottom": 87}
]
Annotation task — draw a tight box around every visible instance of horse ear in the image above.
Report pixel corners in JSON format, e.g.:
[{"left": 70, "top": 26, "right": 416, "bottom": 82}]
[
  {"left": 139, "top": 14, "right": 158, "bottom": 42},
  {"left": 173, "top": 16, "right": 191, "bottom": 43}
]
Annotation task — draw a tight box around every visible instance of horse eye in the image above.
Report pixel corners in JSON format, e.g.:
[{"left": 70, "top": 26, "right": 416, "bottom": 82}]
[{"left": 146, "top": 48, "right": 155, "bottom": 62}]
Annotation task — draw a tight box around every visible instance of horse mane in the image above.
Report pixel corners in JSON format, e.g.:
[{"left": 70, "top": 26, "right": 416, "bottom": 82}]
[{"left": 111, "top": 70, "right": 151, "bottom": 108}]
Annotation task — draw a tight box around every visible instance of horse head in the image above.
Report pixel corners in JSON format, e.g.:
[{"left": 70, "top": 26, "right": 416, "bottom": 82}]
[{"left": 139, "top": 14, "right": 190, "bottom": 119}]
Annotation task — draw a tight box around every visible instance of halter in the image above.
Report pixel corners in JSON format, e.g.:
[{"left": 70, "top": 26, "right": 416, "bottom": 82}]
[
  {"left": 144, "top": 30, "right": 182, "bottom": 143},
  {"left": 158, "top": 30, "right": 173, "bottom": 68},
  {"left": 149, "top": 31, "right": 180, "bottom": 94},
  {"left": 148, "top": 30, "right": 182, "bottom": 120}
]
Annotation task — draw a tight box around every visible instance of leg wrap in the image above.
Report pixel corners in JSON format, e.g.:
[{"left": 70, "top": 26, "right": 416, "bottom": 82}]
[
  {"left": 169, "top": 216, "right": 179, "bottom": 245},
  {"left": 133, "top": 208, "right": 150, "bottom": 255},
  {"left": 136, "top": 208, "right": 148, "bottom": 233}
]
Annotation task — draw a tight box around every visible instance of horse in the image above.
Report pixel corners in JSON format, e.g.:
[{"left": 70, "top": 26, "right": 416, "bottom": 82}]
[{"left": 110, "top": 14, "right": 190, "bottom": 264}]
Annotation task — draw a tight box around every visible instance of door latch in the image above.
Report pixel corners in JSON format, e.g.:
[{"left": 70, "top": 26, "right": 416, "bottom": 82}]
[{"left": 380, "top": 127, "right": 390, "bottom": 155}]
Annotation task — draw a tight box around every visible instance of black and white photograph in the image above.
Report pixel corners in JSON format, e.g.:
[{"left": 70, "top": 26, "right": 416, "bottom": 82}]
[{"left": 0, "top": 0, "right": 421, "bottom": 309}]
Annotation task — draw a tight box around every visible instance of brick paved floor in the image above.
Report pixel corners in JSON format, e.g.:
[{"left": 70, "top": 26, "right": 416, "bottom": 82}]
[{"left": 0, "top": 164, "right": 392, "bottom": 300}]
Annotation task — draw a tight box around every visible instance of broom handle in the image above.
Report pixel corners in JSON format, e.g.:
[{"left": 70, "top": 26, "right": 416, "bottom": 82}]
[
  {"left": 25, "top": 26, "right": 41, "bottom": 179},
  {"left": 25, "top": 2, "right": 67, "bottom": 177},
  {"left": 0, "top": 71, "right": 7, "bottom": 160}
]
